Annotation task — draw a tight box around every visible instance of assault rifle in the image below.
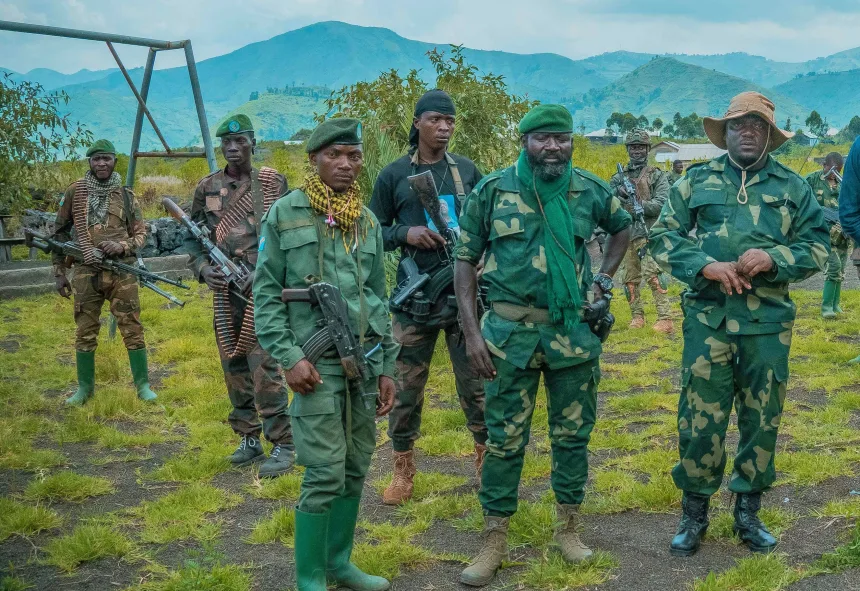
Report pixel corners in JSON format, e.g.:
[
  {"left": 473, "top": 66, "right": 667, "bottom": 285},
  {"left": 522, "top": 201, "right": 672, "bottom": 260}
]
[
  {"left": 390, "top": 257, "right": 430, "bottom": 311},
  {"left": 24, "top": 229, "right": 188, "bottom": 306},
  {"left": 616, "top": 163, "right": 648, "bottom": 259},
  {"left": 826, "top": 166, "right": 843, "bottom": 183},
  {"left": 282, "top": 283, "right": 379, "bottom": 411},
  {"left": 162, "top": 197, "right": 251, "bottom": 303}
]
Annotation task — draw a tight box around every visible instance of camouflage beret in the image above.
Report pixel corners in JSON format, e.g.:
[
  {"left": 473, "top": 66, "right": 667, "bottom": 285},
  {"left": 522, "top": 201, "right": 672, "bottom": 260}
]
[
  {"left": 625, "top": 128, "right": 651, "bottom": 146},
  {"left": 305, "top": 118, "right": 363, "bottom": 153},
  {"left": 518, "top": 104, "right": 573, "bottom": 135},
  {"left": 216, "top": 114, "right": 254, "bottom": 138},
  {"left": 86, "top": 139, "right": 116, "bottom": 157}
]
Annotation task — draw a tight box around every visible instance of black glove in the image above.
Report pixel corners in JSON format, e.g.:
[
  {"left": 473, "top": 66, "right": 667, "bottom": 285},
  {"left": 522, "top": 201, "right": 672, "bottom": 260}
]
[{"left": 583, "top": 296, "right": 615, "bottom": 343}]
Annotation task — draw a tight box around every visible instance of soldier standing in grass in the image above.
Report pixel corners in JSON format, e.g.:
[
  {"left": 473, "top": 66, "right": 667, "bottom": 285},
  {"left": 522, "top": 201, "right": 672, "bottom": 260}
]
[
  {"left": 53, "top": 139, "right": 158, "bottom": 406},
  {"left": 185, "top": 114, "right": 294, "bottom": 479},
  {"left": 370, "top": 89, "right": 487, "bottom": 505},
  {"left": 610, "top": 129, "right": 674, "bottom": 333},
  {"left": 454, "top": 104, "right": 631, "bottom": 587},
  {"left": 254, "top": 118, "right": 399, "bottom": 591},
  {"left": 649, "top": 92, "right": 829, "bottom": 556},
  {"left": 805, "top": 152, "right": 849, "bottom": 319}
]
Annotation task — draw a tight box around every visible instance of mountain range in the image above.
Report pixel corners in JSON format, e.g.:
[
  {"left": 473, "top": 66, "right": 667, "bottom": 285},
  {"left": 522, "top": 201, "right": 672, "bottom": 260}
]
[{"left": 5, "top": 21, "right": 860, "bottom": 149}]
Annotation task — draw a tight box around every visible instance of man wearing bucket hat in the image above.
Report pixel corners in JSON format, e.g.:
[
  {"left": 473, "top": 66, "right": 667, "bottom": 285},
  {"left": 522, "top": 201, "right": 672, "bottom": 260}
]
[
  {"left": 454, "top": 104, "right": 631, "bottom": 586},
  {"left": 610, "top": 128, "right": 673, "bottom": 333},
  {"left": 185, "top": 114, "right": 295, "bottom": 479},
  {"left": 649, "top": 92, "right": 829, "bottom": 557}
]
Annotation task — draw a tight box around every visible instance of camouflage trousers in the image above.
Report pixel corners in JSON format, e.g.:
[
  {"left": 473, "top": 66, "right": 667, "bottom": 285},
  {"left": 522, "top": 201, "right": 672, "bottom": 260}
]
[
  {"left": 618, "top": 237, "right": 672, "bottom": 321},
  {"left": 480, "top": 349, "right": 599, "bottom": 517},
  {"left": 215, "top": 297, "right": 292, "bottom": 445},
  {"left": 825, "top": 242, "right": 850, "bottom": 282},
  {"left": 674, "top": 317, "right": 791, "bottom": 496},
  {"left": 72, "top": 264, "right": 144, "bottom": 352},
  {"left": 388, "top": 313, "right": 487, "bottom": 452},
  {"left": 292, "top": 373, "right": 377, "bottom": 513}
]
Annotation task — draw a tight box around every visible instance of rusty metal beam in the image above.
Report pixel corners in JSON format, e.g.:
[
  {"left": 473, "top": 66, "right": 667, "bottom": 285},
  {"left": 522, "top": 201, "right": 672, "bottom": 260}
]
[{"left": 134, "top": 151, "right": 207, "bottom": 158}]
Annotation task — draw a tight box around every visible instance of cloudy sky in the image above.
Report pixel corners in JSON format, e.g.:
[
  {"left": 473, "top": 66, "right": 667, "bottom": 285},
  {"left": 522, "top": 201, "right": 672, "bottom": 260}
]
[{"left": 1, "top": 0, "right": 857, "bottom": 73}]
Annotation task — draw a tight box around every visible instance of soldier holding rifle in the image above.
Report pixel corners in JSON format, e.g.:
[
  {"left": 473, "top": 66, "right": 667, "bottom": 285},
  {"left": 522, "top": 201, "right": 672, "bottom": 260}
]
[{"left": 254, "top": 118, "right": 399, "bottom": 591}]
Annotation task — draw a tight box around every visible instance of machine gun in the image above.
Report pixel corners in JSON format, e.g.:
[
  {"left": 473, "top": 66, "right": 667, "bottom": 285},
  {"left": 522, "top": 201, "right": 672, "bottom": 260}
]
[
  {"left": 616, "top": 163, "right": 648, "bottom": 259},
  {"left": 162, "top": 197, "right": 251, "bottom": 303},
  {"left": 390, "top": 256, "right": 430, "bottom": 312},
  {"left": 282, "top": 283, "right": 379, "bottom": 411},
  {"left": 24, "top": 229, "right": 188, "bottom": 306}
]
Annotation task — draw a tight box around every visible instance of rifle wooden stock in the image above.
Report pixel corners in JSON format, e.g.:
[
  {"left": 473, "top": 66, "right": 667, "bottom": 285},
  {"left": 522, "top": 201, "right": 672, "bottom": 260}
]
[{"left": 161, "top": 197, "right": 187, "bottom": 221}]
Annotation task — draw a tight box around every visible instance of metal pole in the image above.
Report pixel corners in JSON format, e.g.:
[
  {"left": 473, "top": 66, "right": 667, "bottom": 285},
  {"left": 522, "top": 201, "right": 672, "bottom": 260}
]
[
  {"left": 0, "top": 21, "right": 186, "bottom": 49},
  {"left": 106, "top": 42, "right": 170, "bottom": 154},
  {"left": 184, "top": 42, "right": 217, "bottom": 173},
  {"left": 126, "top": 48, "right": 157, "bottom": 187}
]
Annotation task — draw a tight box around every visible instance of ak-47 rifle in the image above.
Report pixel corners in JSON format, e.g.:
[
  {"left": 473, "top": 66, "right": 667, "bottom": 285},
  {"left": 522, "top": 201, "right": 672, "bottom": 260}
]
[
  {"left": 162, "top": 197, "right": 251, "bottom": 304},
  {"left": 24, "top": 229, "right": 188, "bottom": 306},
  {"left": 616, "top": 163, "right": 648, "bottom": 259},
  {"left": 282, "top": 283, "right": 380, "bottom": 411},
  {"left": 389, "top": 256, "right": 430, "bottom": 312},
  {"left": 826, "top": 166, "right": 844, "bottom": 183}
]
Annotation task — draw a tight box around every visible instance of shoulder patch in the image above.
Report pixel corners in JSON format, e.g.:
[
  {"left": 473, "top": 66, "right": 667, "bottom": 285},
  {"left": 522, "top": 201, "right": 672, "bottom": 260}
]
[
  {"left": 573, "top": 168, "right": 612, "bottom": 193},
  {"left": 472, "top": 167, "right": 507, "bottom": 194}
]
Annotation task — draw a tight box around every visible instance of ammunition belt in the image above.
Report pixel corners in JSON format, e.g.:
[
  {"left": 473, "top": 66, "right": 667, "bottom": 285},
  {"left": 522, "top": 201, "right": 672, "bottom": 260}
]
[
  {"left": 492, "top": 301, "right": 552, "bottom": 324},
  {"left": 72, "top": 180, "right": 97, "bottom": 264}
]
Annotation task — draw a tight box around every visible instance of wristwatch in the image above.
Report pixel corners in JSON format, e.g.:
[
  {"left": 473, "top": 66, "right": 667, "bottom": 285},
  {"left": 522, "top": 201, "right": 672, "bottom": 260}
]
[{"left": 592, "top": 272, "right": 614, "bottom": 294}]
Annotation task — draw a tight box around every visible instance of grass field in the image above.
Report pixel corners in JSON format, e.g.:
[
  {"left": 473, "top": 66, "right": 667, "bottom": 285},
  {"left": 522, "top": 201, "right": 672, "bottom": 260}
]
[{"left": 0, "top": 282, "right": 859, "bottom": 590}]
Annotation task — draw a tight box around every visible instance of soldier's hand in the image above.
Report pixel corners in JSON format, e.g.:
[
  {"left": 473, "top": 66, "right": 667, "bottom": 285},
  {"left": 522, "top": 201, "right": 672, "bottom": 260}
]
[
  {"left": 201, "top": 265, "right": 228, "bottom": 290},
  {"left": 465, "top": 333, "right": 497, "bottom": 381},
  {"left": 98, "top": 241, "right": 124, "bottom": 258},
  {"left": 241, "top": 270, "right": 255, "bottom": 297},
  {"left": 377, "top": 376, "right": 395, "bottom": 417},
  {"left": 736, "top": 249, "right": 774, "bottom": 278},
  {"left": 406, "top": 226, "right": 447, "bottom": 250},
  {"left": 285, "top": 359, "right": 323, "bottom": 395},
  {"left": 55, "top": 275, "right": 71, "bottom": 298},
  {"left": 702, "top": 262, "right": 751, "bottom": 295},
  {"left": 616, "top": 185, "right": 629, "bottom": 200}
]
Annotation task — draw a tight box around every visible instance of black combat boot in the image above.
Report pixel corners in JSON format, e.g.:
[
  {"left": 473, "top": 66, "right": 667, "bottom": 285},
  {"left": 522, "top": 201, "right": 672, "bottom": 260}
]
[
  {"left": 227, "top": 434, "right": 265, "bottom": 467},
  {"left": 670, "top": 491, "right": 710, "bottom": 556},
  {"left": 734, "top": 492, "right": 777, "bottom": 553}
]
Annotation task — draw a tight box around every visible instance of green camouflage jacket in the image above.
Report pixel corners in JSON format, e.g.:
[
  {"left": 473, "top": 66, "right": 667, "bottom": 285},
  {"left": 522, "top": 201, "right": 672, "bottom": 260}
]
[
  {"left": 804, "top": 170, "right": 841, "bottom": 209},
  {"left": 252, "top": 189, "right": 398, "bottom": 378},
  {"left": 455, "top": 164, "right": 632, "bottom": 370},
  {"left": 648, "top": 154, "right": 830, "bottom": 335},
  {"left": 609, "top": 164, "right": 670, "bottom": 239}
]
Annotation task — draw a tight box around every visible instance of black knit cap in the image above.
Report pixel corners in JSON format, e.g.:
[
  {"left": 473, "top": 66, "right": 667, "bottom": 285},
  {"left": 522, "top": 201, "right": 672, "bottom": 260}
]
[{"left": 409, "top": 89, "right": 456, "bottom": 147}]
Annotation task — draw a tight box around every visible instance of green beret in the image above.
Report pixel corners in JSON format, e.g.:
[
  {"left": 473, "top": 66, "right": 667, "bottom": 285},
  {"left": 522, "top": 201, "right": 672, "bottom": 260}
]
[
  {"left": 306, "top": 118, "right": 363, "bottom": 153},
  {"left": 518, "top": 104, "right": 573, "bottom": 135},
  {"left": 216, "top": 114, "right": 254, "bottom": 138},
  {"left": 86, "top": 139, "right": 116, "bottom": 157}
]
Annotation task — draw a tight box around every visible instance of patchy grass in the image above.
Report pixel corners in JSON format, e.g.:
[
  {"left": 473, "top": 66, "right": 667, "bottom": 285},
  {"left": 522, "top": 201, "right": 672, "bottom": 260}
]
[
  {"left": 707, "top": 507, "right": 798, "bottom": 542},
  {"left": 0, "top": 498, "right": 63, "bottom": 540},
  {"left": 776, "top": 451, "right": 855, "bottom": 486},
  {"left": 691, "top": 553, "right": 804, "bottom": 590},
  {"left": 520, "top": 551, "right": 619, "bottom": 590},
  {"left": 24, "top": 470, "right": 115, "bottom": 503},
  {"left": 127, "top": 562, "right": 253, "bottom": 591},
  {"left": 246, "top": 506, "right": 295, "bottom": 546},
  {"left": 41, "top": 523, "right": 137, "bottom": 572},
  {"left": 816, "top": 497, "right": 860, "bottom": 518}
]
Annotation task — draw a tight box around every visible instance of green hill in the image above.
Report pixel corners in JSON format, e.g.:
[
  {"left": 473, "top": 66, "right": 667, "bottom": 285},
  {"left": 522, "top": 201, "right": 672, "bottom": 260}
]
[
  {"left": 775, "top": 69, "right": 860, "bottom": 126},
  {"left": 217, "top": 94, "right": 325, "bottom": 142},
  {"left": 566, "top": 57, "right": 808, "bottom": 130}
]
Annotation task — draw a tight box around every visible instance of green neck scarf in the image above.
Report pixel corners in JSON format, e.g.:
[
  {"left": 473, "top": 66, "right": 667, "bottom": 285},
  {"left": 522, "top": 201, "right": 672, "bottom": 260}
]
[{"left": 516, "top": 150, "right": 581, "bottom": 330}]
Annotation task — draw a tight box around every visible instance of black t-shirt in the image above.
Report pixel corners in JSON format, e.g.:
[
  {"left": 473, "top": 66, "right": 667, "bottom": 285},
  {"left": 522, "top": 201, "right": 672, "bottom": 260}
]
[{"left": 369, "top": 152, "right": 482, "bottom": 280}]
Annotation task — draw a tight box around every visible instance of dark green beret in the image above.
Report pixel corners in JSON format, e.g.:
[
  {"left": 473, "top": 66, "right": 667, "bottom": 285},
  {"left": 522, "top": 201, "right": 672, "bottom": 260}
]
[
  {"left": 216, "top": 114, "right": 254, "bottom": 138},
  {"left": 518, "top": 104, "right": 573, "bottom": 135},
  {"left": 86, "top": 139, "right": 116, "bottom": 157},
  {"left": 306, "top": 118, "right": 362, "bottom": 153}
]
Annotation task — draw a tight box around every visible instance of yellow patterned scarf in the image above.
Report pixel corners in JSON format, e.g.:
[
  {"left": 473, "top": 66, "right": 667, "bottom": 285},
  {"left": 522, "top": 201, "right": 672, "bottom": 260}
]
[{"left": 303, "top": 172, "right": 372, "bottom": 252}]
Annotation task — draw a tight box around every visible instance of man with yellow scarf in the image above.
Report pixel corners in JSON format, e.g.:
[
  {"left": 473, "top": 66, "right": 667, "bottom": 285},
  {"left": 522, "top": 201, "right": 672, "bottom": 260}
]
[{"left": 253, "top": 118, "right": 399, "bottom": 591}]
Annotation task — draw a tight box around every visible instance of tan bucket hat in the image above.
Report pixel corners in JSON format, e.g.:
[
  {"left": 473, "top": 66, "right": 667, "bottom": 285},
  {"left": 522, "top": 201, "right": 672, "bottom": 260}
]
[{"left": 703, "top": 91, "right": 794, "bottom": 151}]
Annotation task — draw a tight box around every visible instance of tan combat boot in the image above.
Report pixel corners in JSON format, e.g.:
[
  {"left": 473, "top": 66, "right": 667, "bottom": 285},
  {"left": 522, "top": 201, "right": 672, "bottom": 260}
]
[
  {"left": 382, "top": 450, "right": 415, "bottom": 505},
  {"left": 474, "top": 443, "right": 487, "bottom": 481},
  {"left": 629, "top": 316, "right": 645, "bottom": 329},
  {"left": 653, "top": 319, "right": 674, "bottom": 334},
  {"left": 460, "top": 516, "right": 509, "bottom": 587},
  {"left": 554, "top": 503, "right": 593, "bottom": 563}
]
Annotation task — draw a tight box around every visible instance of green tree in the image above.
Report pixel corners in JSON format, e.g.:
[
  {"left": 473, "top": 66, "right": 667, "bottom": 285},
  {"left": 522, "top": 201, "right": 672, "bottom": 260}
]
[
  {"left": 662, "top": 124, "right": 676, "bottom": 137},
  {"left": 805, "top": 110, "right": 827, "bottom": 137},
  {"left": 0, "top": 73, "right": 92, "bottom": 213},
  {"left": 837, "top": 115, "right": 860, "bottom": 143},
  {"left": 652, "top": 118, "right": 664, "bottom": 133},
  {"left": 784, "top": 117, "right": 792, "bottom": 132}
]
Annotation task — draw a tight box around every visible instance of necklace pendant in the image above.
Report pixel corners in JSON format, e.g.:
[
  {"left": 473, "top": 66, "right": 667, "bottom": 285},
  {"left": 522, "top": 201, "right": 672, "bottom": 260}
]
[{"left": 326, "top": 214, "right": 336, "bottom": 227}]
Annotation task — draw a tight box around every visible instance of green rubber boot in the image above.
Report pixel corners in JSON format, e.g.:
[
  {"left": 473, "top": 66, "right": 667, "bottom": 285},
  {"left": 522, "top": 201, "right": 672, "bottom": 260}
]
[
  {"left": 834, "top": 282, "right": 844, "bottom": 314},
  {"left": 327, "top": 497, "right": 390, "bottom": 590},
  {"left": 821, "top": 280, "right": 837, "bottom": 319},
  {"left": 66, "top": 350, "right": 95, "bottom": 406},
  {"left": 295, "top": 509, "right": 329, "bottom": 591},
  {"left": 128, "top": 348, "right": 158, "bottom": 401},
  {"left": 848, "top": 353, "right": 860, "bottom": 365}
]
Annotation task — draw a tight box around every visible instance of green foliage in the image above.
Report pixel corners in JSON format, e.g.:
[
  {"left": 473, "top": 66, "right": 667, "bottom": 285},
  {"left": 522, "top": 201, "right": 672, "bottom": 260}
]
[
  {"left": 128, "top": 562, "right": 252, "bottom": 591},
  {"left": 0, "top": 497, "right": 62, "bottom": 541},
  {"left": 520, "top": 551, "right": 619, "bottom": 590},
  {"left": 246, "top": 506, "right": 295, "bottom": 545},
  {"left": 24, "top": 471, "right": 114, "bottom": 503},
  {"left": 0, "top": 73, "right": 92, "bottom": 213},
  {"left": 42, "top": 524, "right": 136, "bottom": 572},
  {"left": 805, "top": 110, "right": 828, "bottom": 138}
]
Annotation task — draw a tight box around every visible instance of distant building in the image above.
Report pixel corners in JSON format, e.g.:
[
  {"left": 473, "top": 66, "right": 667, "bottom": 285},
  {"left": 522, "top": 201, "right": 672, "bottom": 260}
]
[
  {"left": 793, "top": 129, "right": 819, "bottom": 147},
  {"left": 651, "top": 141, "right": 726, "bottom": 165},
  {"left": 283, "top": 140, "right": 304, "bottom": 146},
  {"left": 584, "top": 128, "right": 621, "bottom": 144}
]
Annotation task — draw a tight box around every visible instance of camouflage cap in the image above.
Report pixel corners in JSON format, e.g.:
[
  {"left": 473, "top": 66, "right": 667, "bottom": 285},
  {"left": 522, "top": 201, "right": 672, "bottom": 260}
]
[
  {"left": 624, "top": 128, "right": 651, "bottom": 146},
  {"left": 215, "top": 114, "right": 254, "bottom": 138},
  {"left": 305, "top": 118, "right": 363, "bottom": 153},
  {"left": 86, "top": 139, "right": 116, "bottom": 157}
]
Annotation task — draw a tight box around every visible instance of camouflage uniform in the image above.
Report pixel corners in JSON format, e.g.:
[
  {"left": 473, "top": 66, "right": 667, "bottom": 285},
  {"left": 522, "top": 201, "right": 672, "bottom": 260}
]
[
  {"left": 668, "top": 171, "right": 683, "bottom": 185},
  {"left": 53, "top": 182, "right": 147, "bottom": 352},
  {"left": 455, "top": 165, "right": 631, "bottom": 515},
  {"left": 805, "top": 170, "right": 850, "bottom": 281},
  {"left": 649, "top": 154, "right": 829, "bottom": 495},
  {"left": 610, "top": 162, "right": 672, "bottom": 321},
  {"left": 185, "top": 168, "right": 292, "bottom": 446}
]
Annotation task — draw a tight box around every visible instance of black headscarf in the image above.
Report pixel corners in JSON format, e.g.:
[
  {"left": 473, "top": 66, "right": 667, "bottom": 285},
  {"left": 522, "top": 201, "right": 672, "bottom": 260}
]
[{"left": 409, "top": 89, "right": 456, "bottom": 148}]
